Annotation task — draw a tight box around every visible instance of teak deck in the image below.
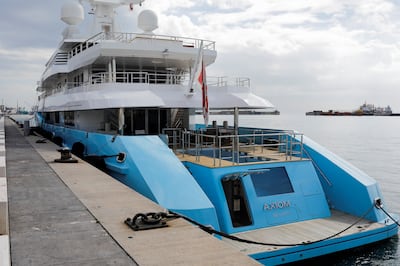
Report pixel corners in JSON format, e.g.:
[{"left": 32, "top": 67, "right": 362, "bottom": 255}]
[
  {"left": 176, "top": 145, "right": 303, "bottom": 168},
  {"left": 221, "top": 210, "right": 383, "bottom": 255}
]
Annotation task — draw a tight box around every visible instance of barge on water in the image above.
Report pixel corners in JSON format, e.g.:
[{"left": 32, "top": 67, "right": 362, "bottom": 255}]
[{"left": 306, "top": 103, "right": 398, "bottom": 116}]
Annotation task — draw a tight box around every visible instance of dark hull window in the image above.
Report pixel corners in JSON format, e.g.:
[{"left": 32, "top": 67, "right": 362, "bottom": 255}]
[
  {"left": 133, "top": 109, "right": 145, "bottom": 134},
  {"left": 64, "top": 111, "right": 75, "bottom": 126},
  {"left": 55, "top": 112, "right": 60, "bottom": 124},
  {"left": 250, "top": 167, "right": 294, "bottom": 197},
  {"left": 148, "top": 109, "right": 159, "bottom": 134},
  {"left": 124, "top": 108, "right": 168, "bottom": 135},
  {"left": 45, "top": 113, "right": 51, "bottom": 123},
  {"left": 222, "top": 178, "right": 252, "bottom": 227}
]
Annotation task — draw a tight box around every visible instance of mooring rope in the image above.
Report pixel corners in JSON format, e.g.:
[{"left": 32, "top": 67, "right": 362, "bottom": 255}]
[
  {"left": 375, "top": 200, "right": 400, "bottom": 227},
  {"left": 170, "top": 203, "right": 377, "bottom": 247},
  {"left": 128, "top": 199, "right": 398, "bottom": 247}
]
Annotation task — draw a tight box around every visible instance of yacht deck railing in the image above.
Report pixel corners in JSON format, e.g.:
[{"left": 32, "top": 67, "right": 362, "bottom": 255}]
[
  {"left": 42, "top": 72, "right": 250, "bottom": 97},
  {"left": 169, "top": 129, "right": 304, "bottom": 167},
  {"left": 67, "top": 32, "right": 216, "bottom": 59}
]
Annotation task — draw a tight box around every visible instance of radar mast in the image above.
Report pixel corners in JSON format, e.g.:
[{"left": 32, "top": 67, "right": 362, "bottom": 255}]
[{"left": 85, "top": 0, "right": 146, "bottom": 34}]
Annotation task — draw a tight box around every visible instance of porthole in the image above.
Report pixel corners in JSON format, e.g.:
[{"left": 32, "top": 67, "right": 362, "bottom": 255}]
[{"left": 116, "top": 152, "right": 126, "bottom": 163}]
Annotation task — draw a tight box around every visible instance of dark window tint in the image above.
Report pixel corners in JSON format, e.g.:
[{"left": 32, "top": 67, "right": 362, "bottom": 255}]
[{"left": 250, "top": 167, "right": 294, "bottom": 197}]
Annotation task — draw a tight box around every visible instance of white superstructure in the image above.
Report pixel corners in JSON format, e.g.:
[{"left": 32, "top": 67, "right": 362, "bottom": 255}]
[{"left": 37, "top": 0, "right": 273, "bottom": 132}]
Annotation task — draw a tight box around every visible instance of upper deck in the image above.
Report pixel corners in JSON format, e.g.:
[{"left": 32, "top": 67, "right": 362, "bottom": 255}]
[
  {"left": 41, "top": 32, "right": 217, "bottom": 83},
  {"left": 65, "top": 32, "right": 216, "bottom": 60}
]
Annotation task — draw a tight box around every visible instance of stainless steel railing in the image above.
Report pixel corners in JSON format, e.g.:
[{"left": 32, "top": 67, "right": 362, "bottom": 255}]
[
  {"left": 176, "top": 129, "right": 304, "bottom": 166},
  {"left": 43, "top": 71, "right": 252, "bottom": 96},
  {"left": 67, "top": 32, "right": 216, "bottom": 59}
]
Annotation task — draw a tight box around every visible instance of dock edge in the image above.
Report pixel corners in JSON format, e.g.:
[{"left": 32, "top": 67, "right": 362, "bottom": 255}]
[{"left": 0, "top": 116, "right": 10, "bottom": 266}]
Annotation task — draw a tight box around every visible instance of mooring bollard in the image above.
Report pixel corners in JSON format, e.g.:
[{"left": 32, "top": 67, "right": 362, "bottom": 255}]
[
  {"left": 54, "top": 147, "right": 78, "bottom": 163},
  {"left": 23, "top": 121, "right": 30, "bottom": 136}
]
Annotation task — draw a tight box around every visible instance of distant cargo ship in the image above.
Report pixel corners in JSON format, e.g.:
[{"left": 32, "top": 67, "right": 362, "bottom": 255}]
[{"left": 306, "top": 103, "right": 398, "bottom": 116}]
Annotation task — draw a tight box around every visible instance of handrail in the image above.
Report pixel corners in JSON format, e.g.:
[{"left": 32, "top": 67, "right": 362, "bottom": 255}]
[
  {"left": 45, "top": 71, "right": 251, "bottom": 96},
  {"left": 162, "top": 128, "right": 182, "bottom": 150},
  {"left": 302, "top": 148, "right": 333, "bottom": 186},
  {"left": 89, "top": 71, "right": 188, "bottom": 86},
  {"left": 178, "top": 129, "right": 304, "bottom": 167},
  {"left": 67, "top": 32, "right": 216, "bottom": 59}
]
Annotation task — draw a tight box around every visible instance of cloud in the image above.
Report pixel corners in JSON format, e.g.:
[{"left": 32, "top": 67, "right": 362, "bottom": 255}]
[
  {"left": 0, "top": 44, "right": 51, "bottom": 107},
  {"left": 1, "top": 0, "right": 64, "bottom": 49},
  {"left": 1, "top": 0, "right": 400, "bottom": 112},
  {"left": 140, "top": 0, "right": 400, "bottom": 112}
]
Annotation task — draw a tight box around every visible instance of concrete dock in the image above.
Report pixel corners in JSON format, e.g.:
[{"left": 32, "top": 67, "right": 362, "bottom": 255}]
[
  {"left": 0, "top": 117, "right": 9, "bottom": 265},
  {"left": 2, "top": 117, "right": 259, "bottom": 265}
]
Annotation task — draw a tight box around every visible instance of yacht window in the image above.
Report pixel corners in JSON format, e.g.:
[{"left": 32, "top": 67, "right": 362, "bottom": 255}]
[
  {"left": 55, "top": 112, "right": 60, "bottom": 124},
  {"left": 250, "top": 167, "right": 294, "bottom": 197},
  {"left": 222, "top": 177, "right": 252, "bottom": 227},
  {"left": 64, "top": 111, "right": 75, "bottom": 126},
  {"left": 45, "top": 113, "right": 51, "bottom": 124}
]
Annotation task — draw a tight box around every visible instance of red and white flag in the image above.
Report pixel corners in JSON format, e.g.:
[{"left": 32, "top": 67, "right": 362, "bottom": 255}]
[
  {"left": 190, "top": 42, "right": 209, "bottom": 126},
  {"left": 198, "top": 59, "right": 209, "bottom": 126}
]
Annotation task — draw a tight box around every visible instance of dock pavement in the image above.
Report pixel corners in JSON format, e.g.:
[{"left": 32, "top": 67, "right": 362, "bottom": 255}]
[{"left": 3, "top": 117, "right": 259, "bottom": 265}]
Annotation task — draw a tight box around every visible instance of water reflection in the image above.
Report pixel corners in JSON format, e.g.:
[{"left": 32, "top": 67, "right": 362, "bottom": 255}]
[{"left": 287, "top": 236, "right": 399, "bottom": 265}]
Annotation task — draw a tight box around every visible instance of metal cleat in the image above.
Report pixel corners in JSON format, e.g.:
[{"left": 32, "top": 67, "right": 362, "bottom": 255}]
[{"left": 54, "top": 147, "right": 78, "bottom": 163}]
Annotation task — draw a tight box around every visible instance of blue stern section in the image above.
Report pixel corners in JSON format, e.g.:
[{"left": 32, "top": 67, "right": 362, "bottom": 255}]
[
  {"left": 109, "top": 135, "right": 219, "bottom": 230},
  {"left": 40, "top": 123, "right": 220, "bottom": 231},
  {"left": 39, "top": 119, "right": 399, "bottom": 265},
  {"left": 183, "top": 160, "right": 331, "bottom": 234},
  {"left": 301, "top": 135, "right": 389, "bottom": 223}
]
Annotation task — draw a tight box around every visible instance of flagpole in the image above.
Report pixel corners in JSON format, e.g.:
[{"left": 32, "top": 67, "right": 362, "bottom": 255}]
[{"left": 202, "top": 59, "right": 209, "bottom": 127}]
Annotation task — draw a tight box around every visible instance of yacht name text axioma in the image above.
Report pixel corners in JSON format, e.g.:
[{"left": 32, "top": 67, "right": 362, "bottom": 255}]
[{"left": 263, "top": 200, "right": 291, "bottom": 211}]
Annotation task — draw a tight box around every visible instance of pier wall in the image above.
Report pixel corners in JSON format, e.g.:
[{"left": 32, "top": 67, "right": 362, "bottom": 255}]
[{"left": 0, "top": 116, "right": 10, "bottom": 265}]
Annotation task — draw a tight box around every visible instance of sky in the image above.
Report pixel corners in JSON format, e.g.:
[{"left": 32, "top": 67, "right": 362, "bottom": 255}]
[{"left": 1, "top": 0, "right": 400, "bottom": 114}]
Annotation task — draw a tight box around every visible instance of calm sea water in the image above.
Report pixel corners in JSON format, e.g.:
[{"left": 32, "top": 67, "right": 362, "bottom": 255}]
[{"left": 199, "top": 114, "right": 400, "bottom": 265}]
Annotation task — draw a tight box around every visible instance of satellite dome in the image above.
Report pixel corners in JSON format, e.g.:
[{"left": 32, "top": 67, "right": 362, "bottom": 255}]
[
  {"left": 61, "top": 0, "right": 84, "bottom": 26},
  {"left": 138, "top": 10, "right": 158, "bottom": 33}
]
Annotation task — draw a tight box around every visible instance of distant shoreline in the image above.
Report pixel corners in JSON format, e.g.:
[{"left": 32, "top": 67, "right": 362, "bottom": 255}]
[
  {"left": 306, "top": 103, "right": 397, "bottom": 116},
  {"left": 306, "top": 110, "right": 400, "bottom": 116},
  {"left": 196, "top": 110, "right": 280, "bottom": 115}
]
